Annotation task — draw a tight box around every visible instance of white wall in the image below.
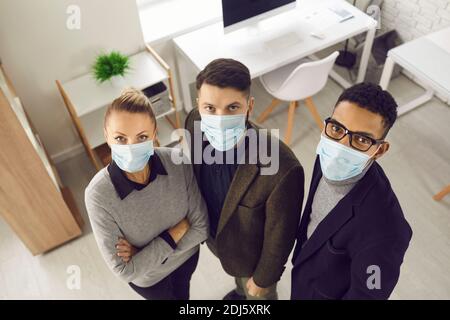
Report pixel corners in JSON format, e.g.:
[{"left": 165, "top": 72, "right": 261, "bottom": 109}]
[
  {"left": 381, "top": 0, "right": 450, "bottom": 41},
  {"left": 0, "top": 0, "right": 144, "bottom": 160}
]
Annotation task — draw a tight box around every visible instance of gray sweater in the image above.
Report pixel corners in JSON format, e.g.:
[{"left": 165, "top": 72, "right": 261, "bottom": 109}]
[
  {"left": 84, "top": 147, "right": 209, "bottom": 287},
  {"left": 307, "top": 162, "right": 373, "bottom": 240}
]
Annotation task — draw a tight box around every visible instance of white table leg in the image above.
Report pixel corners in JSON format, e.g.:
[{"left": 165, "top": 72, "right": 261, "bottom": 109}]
[
  {"left": 397, "top": 88, "right": 434, "bottom": 116},
  {"left": 357, "top": 26, "right": 376, "bottom": 83},
  {"left": 175, "top": 46, "right": 197, "bottom": 113},
  {"left": 379, "top": 56, "right": 434, "bottom": 116},
  {"left": 379, "top": 56, "right": 395, "bottom": 90},
  {"left": 329, "top": 68, "right": 352, "bottom": 89},
  {"left": 309, "top": 54, "right": 352, "bottom": 88},
  {"left": 324, "top": 25, "right": 376, "bottom": 88}
]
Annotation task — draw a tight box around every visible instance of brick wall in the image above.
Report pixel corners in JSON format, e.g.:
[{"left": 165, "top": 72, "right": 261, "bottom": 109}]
[
  {"left": 381, "top": 0, "right": 450, "bottom": 41},
  {"left": 379, "top": 0, "right": 449, "bottom": 103}
]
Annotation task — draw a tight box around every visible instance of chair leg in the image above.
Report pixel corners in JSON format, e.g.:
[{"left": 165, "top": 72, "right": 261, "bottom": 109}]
[
  {"left": 284, "top": 101, "right": 296, "bottom": 145},
  {"left": 257, "top": 98, "right": 281, "bottom": 123},
  {"left": 305, "top": 97, "right": 324, "bottom": 130},
  {"left": 433, "top": 185, "right": 450, "bottom": 201}
]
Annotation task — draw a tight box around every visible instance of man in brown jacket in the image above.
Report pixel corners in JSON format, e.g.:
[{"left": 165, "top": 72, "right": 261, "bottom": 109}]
[{"left": 184, "top": 58, "right": 304, "bottom": 300}]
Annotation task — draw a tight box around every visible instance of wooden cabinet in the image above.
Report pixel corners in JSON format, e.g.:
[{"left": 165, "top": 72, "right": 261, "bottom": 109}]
[{"left": 0, "top": 64, "right": 83, "bottom": 255}]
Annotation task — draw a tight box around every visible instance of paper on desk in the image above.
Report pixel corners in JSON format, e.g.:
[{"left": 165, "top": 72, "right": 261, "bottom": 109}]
[{"left": 304, "top": 4, "right": 345, "bottom": 33}]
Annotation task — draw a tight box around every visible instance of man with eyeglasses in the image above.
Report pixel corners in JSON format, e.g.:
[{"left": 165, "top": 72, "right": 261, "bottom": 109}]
[{"left": 291, "top": 83, "right": 412, "bottom": 300}]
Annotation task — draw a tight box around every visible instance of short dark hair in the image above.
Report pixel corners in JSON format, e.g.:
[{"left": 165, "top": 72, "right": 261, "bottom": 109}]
[
  {"left": 196, "top": 58, "right": 251, "bottom": 96},
  {"left": 335, "top": 82, "right": 398, "bottom": 137}
]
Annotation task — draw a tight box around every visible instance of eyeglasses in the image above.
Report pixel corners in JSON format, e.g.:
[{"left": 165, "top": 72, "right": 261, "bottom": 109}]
[{"left": 324, "top": 117, "right": 385, "bottom": 152}]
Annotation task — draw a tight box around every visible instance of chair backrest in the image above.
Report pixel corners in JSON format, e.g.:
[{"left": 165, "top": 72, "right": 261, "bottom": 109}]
[{"left": 274, "top": 51, "right": 339, "bottom": 101}]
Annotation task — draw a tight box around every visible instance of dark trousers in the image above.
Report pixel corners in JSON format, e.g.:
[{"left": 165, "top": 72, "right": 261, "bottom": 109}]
[
  {"left": 128, "top": 250, "right": 199, "bottom": 300},
  {"left": 206, "top": 239, "right": 278, "bottom": 300}
]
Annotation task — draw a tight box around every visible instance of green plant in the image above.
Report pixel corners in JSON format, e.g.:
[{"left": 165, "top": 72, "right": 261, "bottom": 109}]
[{"left": 92, "top": 51, "right": 130, "bottom": 83}]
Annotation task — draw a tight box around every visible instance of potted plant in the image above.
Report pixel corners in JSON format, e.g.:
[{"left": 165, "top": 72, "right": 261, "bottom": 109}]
[{"left": 92, "top": 51, "right": 130, "bottom": 86}]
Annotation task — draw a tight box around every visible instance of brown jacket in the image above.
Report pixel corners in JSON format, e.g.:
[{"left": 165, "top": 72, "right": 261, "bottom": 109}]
[{"left": 185, "top": 109, "right": 304, "bottom": 287}]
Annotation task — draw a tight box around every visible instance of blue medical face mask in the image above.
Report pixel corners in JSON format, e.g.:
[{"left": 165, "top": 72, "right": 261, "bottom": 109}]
[
  {"left": 200, "top": 113, "right": 247, "bottom": 151},
  {"left": 316, "top": 135, "right": 378, "bottom": 181},
  {"left": 111, "top": 140, "right": 154, "bottom": 173}
]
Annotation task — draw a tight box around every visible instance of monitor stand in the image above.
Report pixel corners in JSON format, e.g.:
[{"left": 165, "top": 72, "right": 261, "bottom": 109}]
[
  {"left": 224, "top": 22, "right": 301, "bottom": 55},
  {"left": 223, "top": 22, "right": 266, "bottom": 55}
]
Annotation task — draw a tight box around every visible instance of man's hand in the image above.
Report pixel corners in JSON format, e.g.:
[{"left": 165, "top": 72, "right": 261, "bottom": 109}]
[
  {"left": 116, "top": 237, "right": 138, "bottom": 263},
  {"left": 246, "top": 277, "right": 269, "bottom": 298},
  {"left": 168, "top": 217, "right": 190, "bottom": 243}
]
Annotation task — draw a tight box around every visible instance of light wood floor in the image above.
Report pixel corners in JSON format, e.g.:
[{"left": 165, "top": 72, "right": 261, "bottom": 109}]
[{"left": 1, "top": 75, "right": 449, "bottom": 300}]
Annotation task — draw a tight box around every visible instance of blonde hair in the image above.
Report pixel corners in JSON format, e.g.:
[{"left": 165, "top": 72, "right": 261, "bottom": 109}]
[{"left": 104, "top": 87, "right": 156, "bottom": 128}]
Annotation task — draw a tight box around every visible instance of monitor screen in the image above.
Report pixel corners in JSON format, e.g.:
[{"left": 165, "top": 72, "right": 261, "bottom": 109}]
[{"left": 222, "top": 0, "right": 296, "bottom": 28}]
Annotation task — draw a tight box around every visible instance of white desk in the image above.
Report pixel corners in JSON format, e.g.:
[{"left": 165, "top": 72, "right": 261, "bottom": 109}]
[
  {"left": 173, "top": 0, "right": 377, "bottom": 112},
  {"left": 380, "top": 27, "right": 450, "bottom": 116}
]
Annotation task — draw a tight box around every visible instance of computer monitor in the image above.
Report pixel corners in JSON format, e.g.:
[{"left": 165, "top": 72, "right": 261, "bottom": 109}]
[{"left": 222, "top": 0, "right": 297, "bottom": 34}]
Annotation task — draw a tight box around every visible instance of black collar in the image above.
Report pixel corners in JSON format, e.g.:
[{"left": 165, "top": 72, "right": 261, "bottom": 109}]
[{"left": 107, "top": 152, "right": 168, "bottom": 200}]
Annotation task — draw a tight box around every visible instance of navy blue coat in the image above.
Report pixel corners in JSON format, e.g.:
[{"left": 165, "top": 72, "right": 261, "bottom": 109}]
[{"left": 291, "top": 156, "right": 412, "bottom": 300}]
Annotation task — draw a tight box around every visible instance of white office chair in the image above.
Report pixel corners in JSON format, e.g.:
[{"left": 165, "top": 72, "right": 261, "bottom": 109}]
[{"left": 257, "top": 51, "right": 339, "bottom": 145}]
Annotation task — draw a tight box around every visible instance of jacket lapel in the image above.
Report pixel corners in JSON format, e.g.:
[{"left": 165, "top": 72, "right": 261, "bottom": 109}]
[
  {"left": 296, "top": 156, "right": 379, "bottom": 266},
  {"left": 185, "top": 108, "right": 263, "bottom": 236},
  {"left": 216, "top": 163, "right": 260, "bottom": 235},
  {"left": 297, "top": 196, "right": 355, "bottom": 265},
  {"left": 217, "top": 120, "right": 264, "bottom": 236},
  {"left": 296, "top": 157, "right": 323, "bottom": 245},
  {"left": 186, "top": 109, "right": 202, "bottom": 181}
]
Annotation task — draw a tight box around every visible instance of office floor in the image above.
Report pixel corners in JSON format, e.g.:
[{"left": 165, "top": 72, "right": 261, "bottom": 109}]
[{"left": 0, "top": 74, "right": 449, "bottom": 300}]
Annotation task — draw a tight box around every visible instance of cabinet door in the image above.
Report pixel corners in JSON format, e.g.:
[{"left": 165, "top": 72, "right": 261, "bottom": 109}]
[{"left": 0, "top": 89, "right": 82, "bottom": 255}]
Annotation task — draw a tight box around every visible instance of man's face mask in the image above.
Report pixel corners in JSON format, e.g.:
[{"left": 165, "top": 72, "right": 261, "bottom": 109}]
[
  {"left": 316, "top": 135, "right": 380, "bottom": 181},
  {"left": 200, "top": 112, "right": 248, "bottom": 151}
]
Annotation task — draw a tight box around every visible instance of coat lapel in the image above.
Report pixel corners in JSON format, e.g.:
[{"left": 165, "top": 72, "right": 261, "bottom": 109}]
[
  {"left": 217, "top": 120, "right": 264, "bottom": 236},
  {"left": 185, "top": 109, "right": 268, "bottom": 237},
  {"left": 216, "top": 163, "right": 260, "bottom": 235},
  {"left": 295, "top": 156, "right": 379, "bottom": 266},
  {"left": 186, "top": 109, "right": 202, "bottom": 181},
  {"left": 296, "top": 157, "right": 323, "bottom": 245},
  {"left": 297, "top": 196, "right": 355, "bottom": 265}
]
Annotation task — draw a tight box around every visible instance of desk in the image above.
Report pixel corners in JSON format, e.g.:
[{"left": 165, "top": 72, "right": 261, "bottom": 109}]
[
  {"left": 380, "top": 27, "right": 450, "bottom": 116},
  {"left": 174, "top": 0, "right": 377, "bottom": 112},
  {"left": 379, "top": 27, "right": 450, "bottom": 201}
]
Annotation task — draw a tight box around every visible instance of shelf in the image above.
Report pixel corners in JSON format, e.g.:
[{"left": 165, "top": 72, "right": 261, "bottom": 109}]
[
  {"left": 155, "top": 111, "right": 182, "bottom": 147},
  {"left": 79, "top": 106, "right": 108, "bottom": 149},
  {"left": 91, "top": 112, "right": 182, "bottom": 168},
  {"left": 80, "top": 108, "right": 181, "bottom": 148},
  {"left": 79, "top": 91, "right": 177, "bottom": 149},
  {"left": 56, "top": 45, "right": 181, "bottom": 171},
  {"left": 62, "top": 50, "right": 168, "bottom": 117}
]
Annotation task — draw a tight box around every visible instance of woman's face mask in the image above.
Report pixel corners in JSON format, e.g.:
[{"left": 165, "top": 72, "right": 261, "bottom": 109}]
[
  {"left": 316, "top": 135, "right": 380, "bottom": 181},
  {"left": 111, "top": 140, "right": 154, "bottom": 173},
  {"left": 104, "top": 110, "right": 157, "bottom": 173}
]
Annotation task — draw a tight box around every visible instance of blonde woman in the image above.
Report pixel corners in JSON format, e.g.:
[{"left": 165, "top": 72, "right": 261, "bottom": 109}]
[{"left": 85, "top": 88, "right": 208, "bottom": 300}]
